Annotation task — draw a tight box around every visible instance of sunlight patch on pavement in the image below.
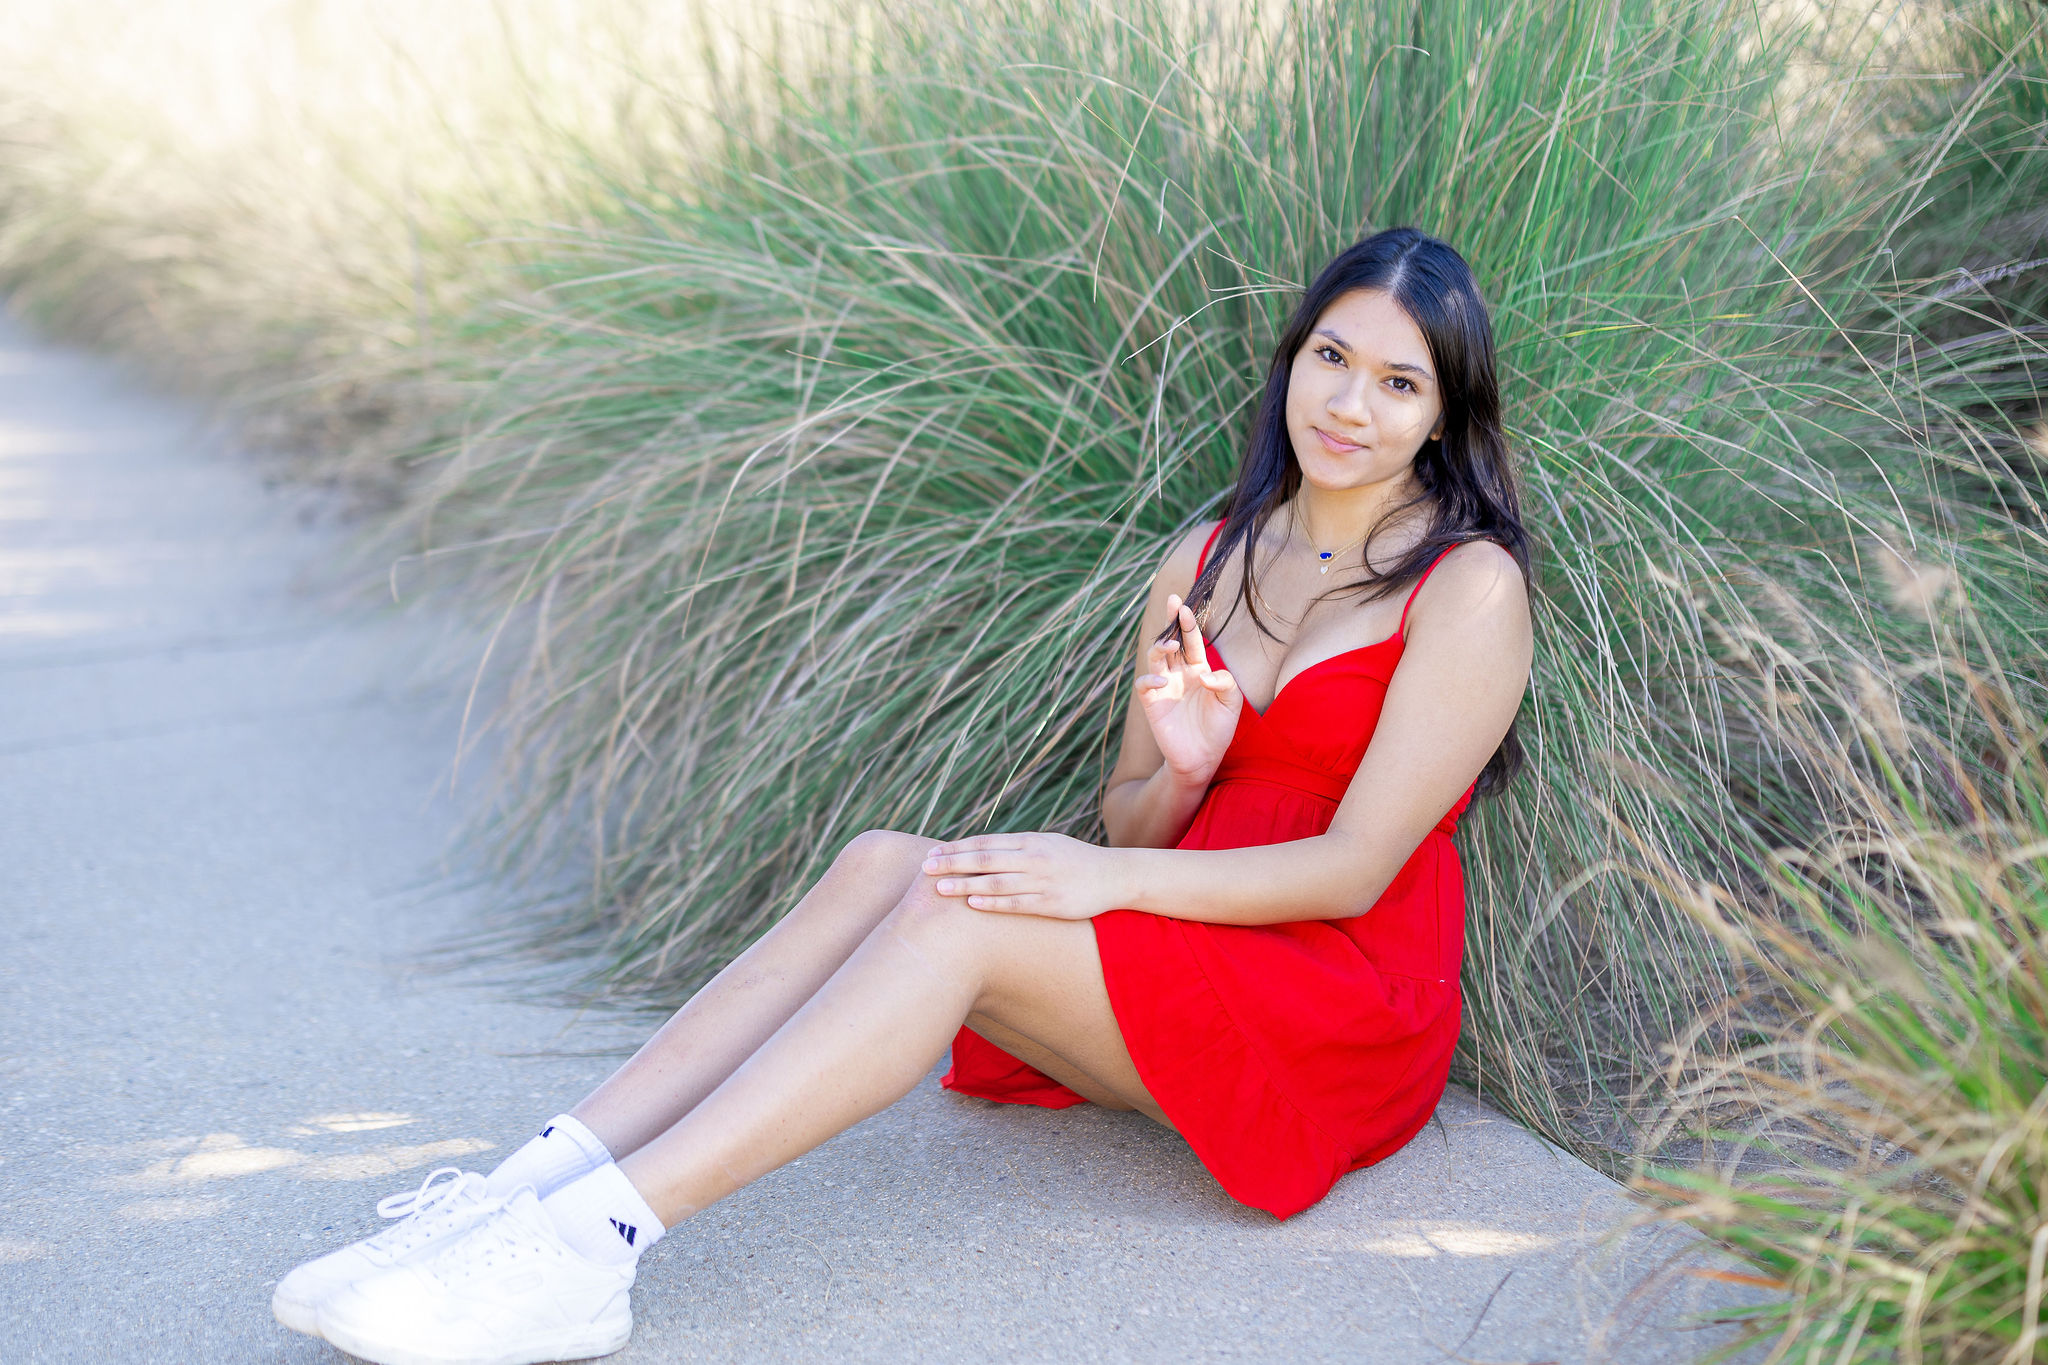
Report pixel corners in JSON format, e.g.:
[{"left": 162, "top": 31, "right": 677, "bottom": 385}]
[
  {"left": 1344, "top": 1222, "right": 1562, "bottom": 1258},
  {"left": 0, "top": 422, "right": 144, "bottom": 456},
  {"left": 288, "top": 1111, "right": 416, "bottom": 1135},
  {"left": 0, "top": 1238, "right": 52, "bottom": 1262},
  {"left": 298, "top": 1139, "right": 494, "bottom": 1182},
  {"left": 0, "top": 610, "right": 124, "bottom": 639},
  {"left": 116, "top": 1133, "right": 304, "bottom": 1186},
  {"left": 0, "top": 547, "right": 160, "bottom": 597},
  {"left": 103, "top": 1131, "right": 496, "bottom": 1188}
]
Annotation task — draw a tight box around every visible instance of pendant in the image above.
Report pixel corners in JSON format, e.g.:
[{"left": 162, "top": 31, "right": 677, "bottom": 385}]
[{"left": 1318, "top": 549, "right": 1333, "bottom": 576}]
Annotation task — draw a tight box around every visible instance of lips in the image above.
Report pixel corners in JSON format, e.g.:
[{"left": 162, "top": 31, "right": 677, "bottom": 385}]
[{"left": 1314, "top": 427, "right": 1365, "bottom": 454}]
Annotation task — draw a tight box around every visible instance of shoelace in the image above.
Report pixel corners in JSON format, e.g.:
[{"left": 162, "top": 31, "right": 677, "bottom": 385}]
[
  {"left": 423, "top": 1199, "right": 550, "bottom": 1286},
  {"left": 363, "top": 1167, "right": 491, "bottom": 1255}
]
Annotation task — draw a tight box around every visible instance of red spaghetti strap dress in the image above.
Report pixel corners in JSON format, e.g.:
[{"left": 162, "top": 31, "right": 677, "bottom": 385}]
[{"left": 942, "top": 521, "right": 1480, "bottom": 1220}]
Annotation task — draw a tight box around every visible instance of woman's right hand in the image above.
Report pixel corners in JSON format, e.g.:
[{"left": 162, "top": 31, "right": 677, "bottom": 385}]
[{"left": 1136, "top": 595, "right": 1243, "bottom": 786}]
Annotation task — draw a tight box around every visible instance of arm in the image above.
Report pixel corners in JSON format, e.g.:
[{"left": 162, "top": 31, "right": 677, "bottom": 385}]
[
  {"left": 925, "top": 541, "right": 1532, "bottom": 924},
  {"left": 1099, "top": 523, "right": 1240, "bottom": 849}
]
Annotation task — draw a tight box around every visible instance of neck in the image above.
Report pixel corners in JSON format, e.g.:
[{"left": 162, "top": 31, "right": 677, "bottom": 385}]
[{"left": 1292, "top": 475, "right": 1416, "bottom": 554}]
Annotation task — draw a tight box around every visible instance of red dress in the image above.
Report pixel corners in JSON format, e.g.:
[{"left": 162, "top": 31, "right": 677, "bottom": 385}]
[{"left": 943, "top": 523, "right": 1478, "bottom": 1219}]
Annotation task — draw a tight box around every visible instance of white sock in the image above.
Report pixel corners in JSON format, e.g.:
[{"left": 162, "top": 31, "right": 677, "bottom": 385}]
[
  {"left": 539, "top": 1162, "right": 665, "bottom": 1267},
  {"left": 485, "top": 1113, "right": 612, "bottom": 1200}
]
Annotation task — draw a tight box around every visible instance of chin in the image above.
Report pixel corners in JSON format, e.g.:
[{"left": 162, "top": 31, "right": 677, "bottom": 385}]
[
  {"left": 1288, "top": 444, "right": 1339, "bottom": 482},
  {"left": 1294, "top": 457, "right": 1369, "bottom": 491}
]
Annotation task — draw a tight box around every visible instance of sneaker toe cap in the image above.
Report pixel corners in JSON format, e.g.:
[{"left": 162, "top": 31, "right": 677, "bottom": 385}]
[
  {"left": 276, "top": 1243, "right": 375, "bottom": 1305},
  {"left": 274, "top": 1244, "right": 380, "bottom": 1336}
]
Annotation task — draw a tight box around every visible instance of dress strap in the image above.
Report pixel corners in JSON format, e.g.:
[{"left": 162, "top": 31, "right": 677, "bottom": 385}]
[
  {"left": 1194, "top": 518, "right": 1227, "bottom": 577},
  {"left": 1397, "top": 544, "right": 1464, "bottom": 640}
]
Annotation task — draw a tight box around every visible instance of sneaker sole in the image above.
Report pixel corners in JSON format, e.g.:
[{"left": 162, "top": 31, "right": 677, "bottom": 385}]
[{"left": 316, "top": 1311, "right": 631, "bottom": 1365}]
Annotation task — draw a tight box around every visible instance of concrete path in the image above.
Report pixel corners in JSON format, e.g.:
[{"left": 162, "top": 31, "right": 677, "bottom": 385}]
[{"left": 0, "top": 321, "right": 1757, "bottom": 1363}]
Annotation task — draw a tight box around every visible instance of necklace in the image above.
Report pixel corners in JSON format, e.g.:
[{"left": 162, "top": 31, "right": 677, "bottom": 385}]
[{"left": 1294, "top": 506, "right": 1374, "bottom": 575}]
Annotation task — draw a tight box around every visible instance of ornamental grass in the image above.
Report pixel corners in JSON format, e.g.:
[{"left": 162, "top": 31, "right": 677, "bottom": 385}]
[
  {"left": 380, "top": 0, "right": 2045, "bottom": 1157},
  {"left": 1632, "top": 581, "right": 2048, "bottom": 1360},
  {"left": 0, "top": 7, "right": 2043, "bottom": 1352}
]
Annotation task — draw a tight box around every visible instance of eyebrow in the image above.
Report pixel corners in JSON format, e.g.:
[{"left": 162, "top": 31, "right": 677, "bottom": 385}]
[{"left": 1313, "top": 329, "right": 1434, "bottom": 382}]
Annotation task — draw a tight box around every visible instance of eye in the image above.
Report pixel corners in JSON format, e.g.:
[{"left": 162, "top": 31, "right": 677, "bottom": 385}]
[
  {"left": 1387, "top": 376, "right": 1415, "bottom": 393},
  {"left": 1315, "top": 345, "right": 1344, "bottom": 365}
]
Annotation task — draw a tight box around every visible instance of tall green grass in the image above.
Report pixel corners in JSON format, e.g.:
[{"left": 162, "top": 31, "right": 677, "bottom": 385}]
[
  {"left": 390, "top": 0, "right": 2044, "bottom": 1156},
  {"left": 0, "top": 0, "right": 2040, "bottom": 1183},
  {"left": 1632, "top": 581, "right": 2048, "bottom": 1360}
]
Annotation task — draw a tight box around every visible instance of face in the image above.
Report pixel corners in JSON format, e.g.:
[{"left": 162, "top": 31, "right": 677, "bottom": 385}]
[{"left": 1282, "top": 288, "right": 1445, "bottom": 494}]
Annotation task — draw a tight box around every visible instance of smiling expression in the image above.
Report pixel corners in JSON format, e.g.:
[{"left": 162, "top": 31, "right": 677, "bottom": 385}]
[{"left": 1282, "top": 288, "right": 1445, "bottom": 494}]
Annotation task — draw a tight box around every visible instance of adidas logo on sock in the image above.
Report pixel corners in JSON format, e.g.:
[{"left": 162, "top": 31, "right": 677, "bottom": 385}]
[
  {"left": 540, "top": 1125, "right": 554, "bottom": 1138},
  {"left": 609, "top": 1218, "right": 637, "bottom": 1247}
]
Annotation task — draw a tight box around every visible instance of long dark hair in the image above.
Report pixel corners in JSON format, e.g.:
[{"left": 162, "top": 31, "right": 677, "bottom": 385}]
[{"left": 1181, "top": 227, "right": 1532, "bottom": 797}]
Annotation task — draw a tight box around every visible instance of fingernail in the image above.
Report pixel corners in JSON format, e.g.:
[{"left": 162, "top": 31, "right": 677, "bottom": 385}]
[{"left": 922, "top": 858, "right": 938, "bottom": 872}]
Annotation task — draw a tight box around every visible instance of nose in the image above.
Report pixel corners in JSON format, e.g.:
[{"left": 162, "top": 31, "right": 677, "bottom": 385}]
[{"left": 1327, "top": 374, "right": 1373, "bottom": 430}]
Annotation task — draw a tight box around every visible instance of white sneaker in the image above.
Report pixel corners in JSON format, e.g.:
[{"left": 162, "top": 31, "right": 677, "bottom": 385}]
[
  {"left": 271, "top": 1167, "right": 496, "bottom": 1338},
  {"left": 316, "top": 1186, "right": 634, "bottom": 1365}
]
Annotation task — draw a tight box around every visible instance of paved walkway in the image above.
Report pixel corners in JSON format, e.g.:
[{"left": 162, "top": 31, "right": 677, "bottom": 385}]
[{"left": 0, "top": 321, "right": 1756, "bottom": 1363}]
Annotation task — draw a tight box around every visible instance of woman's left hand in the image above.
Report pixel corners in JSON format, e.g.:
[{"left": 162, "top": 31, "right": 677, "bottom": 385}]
[{"left": 922, "top": 833, "right": 1130, "bottom": 920}]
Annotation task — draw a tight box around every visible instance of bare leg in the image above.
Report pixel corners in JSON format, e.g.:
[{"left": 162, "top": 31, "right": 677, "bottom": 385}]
[
  {"left": 617, "top": 876, "right": 1165, "bottom": 1225},
  {"left": 962, "top": 1012, "right": 1138, "bottom": 1112},
  {"left": 569, "top": 830, "right": 931, "bottom": 1158}
]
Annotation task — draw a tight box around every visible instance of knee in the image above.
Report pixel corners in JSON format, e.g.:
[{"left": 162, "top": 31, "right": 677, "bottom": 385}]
[
  {"left": 827, "top": 828, "right": 928, "bottom": 894},
  {"left": 827, "top": 831, "right": 991, "bottom": 952},
  {"left": 883, "top": 873, "right": 984, "bottom": 943},
  {"left": 785, "top": 829, "right": 928, "bottom": 933}
]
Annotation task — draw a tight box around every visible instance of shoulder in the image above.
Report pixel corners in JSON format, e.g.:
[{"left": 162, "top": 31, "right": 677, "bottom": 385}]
[{"left": 1409, "top": 540, "right": 1529, "bottom": 639}]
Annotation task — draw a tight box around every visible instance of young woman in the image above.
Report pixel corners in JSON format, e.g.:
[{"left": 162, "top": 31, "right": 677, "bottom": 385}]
[{"left": 274, "top": 226, "right": 1534, "bottom": 1365}]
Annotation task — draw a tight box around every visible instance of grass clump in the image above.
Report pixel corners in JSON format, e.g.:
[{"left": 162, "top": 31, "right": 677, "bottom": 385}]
[
  {"left": 0, "top": 0, "right": 2041, "bottom": 1182},
  {"left": 1632, "top": 582, "right": 2048, "bottom": 1361},
  {"left": 398, "top": 0, "right": 2045, "bottom": 1159}
]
